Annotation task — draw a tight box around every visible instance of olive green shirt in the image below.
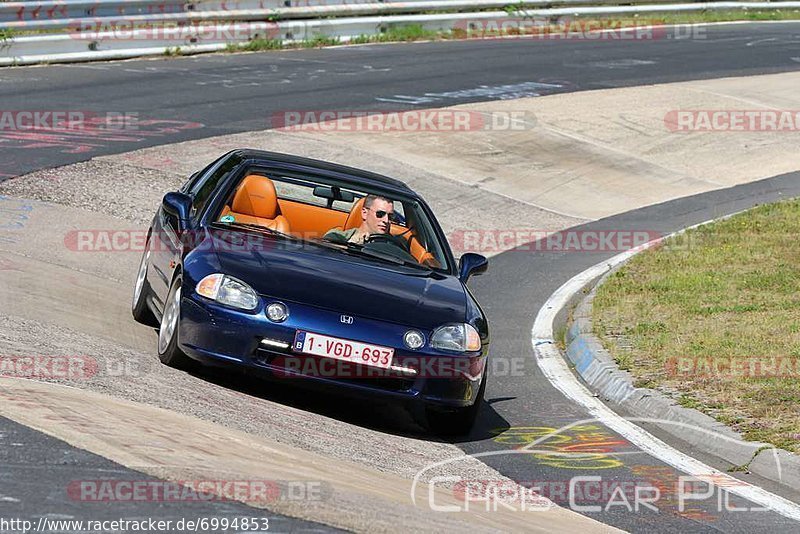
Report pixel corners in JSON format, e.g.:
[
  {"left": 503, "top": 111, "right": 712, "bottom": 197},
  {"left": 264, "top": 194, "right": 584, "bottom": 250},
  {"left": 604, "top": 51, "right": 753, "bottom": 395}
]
[{"left": 322, "top": 228, "right": 365, "bottom": 244}]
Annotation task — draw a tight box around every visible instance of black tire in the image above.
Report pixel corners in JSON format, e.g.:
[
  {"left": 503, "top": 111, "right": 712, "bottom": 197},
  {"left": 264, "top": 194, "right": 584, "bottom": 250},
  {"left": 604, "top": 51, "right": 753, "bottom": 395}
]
[
  {"left": 131, "top": 242, "right": 158, "bottom": 327},
  {"left": 157, "top": 274, "right": 195, "bottom": 370},
  {"left": 425, "top": 366, "right": 488, "bottom": 436}
]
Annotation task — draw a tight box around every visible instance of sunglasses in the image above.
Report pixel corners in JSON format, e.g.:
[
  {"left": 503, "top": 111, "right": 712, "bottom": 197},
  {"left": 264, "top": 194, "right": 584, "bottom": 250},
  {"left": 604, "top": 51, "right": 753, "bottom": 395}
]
[{"left": 371, "top": 208, "right": 395, "bottom": 221}]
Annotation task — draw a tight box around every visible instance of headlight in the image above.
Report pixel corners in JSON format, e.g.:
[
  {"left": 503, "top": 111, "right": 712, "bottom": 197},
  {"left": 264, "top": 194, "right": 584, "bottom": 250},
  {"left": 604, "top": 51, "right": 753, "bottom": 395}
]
[
  {"left": 430, "top": 323, "right": 481, "bottom": 352},
  {"left": 196, "top": 274, "right": 259, "bottom": 311}
]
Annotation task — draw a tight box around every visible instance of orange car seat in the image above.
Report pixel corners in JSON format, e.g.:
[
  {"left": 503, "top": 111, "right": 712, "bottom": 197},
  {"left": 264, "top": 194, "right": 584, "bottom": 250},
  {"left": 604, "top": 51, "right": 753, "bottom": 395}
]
[
  {"left": 220, "top": 175, "right": 290, "bottom": 234},
  {"left": 342, "top": 197, "right": 366, "bottom": 230}
]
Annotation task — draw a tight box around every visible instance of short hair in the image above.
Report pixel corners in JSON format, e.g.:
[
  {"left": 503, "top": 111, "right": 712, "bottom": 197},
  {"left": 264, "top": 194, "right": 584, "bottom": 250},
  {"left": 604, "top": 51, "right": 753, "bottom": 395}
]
[{"left": 363, "top": 194, "right": 392, "bottom": 209}]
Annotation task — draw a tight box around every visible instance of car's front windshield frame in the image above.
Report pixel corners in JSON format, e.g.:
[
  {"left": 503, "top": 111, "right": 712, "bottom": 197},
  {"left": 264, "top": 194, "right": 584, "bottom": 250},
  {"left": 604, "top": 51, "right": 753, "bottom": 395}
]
[{"left": 200, "top": 162, "right": 457, "bottom": 275}]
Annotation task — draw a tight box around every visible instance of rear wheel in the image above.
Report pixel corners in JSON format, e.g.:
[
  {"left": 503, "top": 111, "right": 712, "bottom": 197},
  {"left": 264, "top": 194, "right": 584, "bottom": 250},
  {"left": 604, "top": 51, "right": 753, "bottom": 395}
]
[
  {"left": 131, "top": 243, "right": 158, "bottom": 326},
  {"left": 425, "top": 367, "right": 487, "bottom": 436},
  {"left": 157, "top": 275, "right": 195, "bottom": 370}
]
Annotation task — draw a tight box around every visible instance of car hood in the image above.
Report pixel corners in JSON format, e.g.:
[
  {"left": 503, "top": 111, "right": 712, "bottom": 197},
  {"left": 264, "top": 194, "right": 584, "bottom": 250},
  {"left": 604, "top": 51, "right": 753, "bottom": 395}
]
[{"left": 209, "top": 231, "right": 466, "bottom": 330}]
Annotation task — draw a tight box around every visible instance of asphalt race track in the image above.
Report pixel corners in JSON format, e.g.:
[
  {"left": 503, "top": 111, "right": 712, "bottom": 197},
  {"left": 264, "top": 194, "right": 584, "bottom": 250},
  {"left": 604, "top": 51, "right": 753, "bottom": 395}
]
[
  {"left": 2, "top": 21, "right": 800, "bottom": 533},
  {"left": 1, "top": 22, "right": 800, "bottom": 180},
  {"left": 0, "top": 417, "right": 339, "bottom": 533}
]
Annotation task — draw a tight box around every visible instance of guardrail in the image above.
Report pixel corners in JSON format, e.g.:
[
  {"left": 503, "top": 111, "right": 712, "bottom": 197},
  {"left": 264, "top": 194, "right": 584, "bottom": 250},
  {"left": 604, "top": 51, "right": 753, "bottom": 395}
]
[
  {"left": 1, "top": 1, "right": 798, "bottom": 66},
  {"left": 0, "top": 0, "right": 701, "bottom": 29}
]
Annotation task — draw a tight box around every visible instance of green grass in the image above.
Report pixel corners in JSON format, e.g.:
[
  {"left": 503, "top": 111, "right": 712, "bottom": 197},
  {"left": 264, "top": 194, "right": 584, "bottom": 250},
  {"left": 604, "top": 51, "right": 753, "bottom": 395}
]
[
  {"left": 593, "top": 199, "right": 800, "bottom": 453},
  {"left": 300, "top": 35, "right": 340, "bottom": 48},
  {"left": 226, "top": 38, "right": 283, "bottom": 52},
  {"left": 655, "top": 8, "right": 800, "bottom": 24},
  {"left": 226, "top": 24, "right": 437, "bottom": 53},
  {"left": 0, "top": 29, "right": 15, "bottom": 44},
  {"left": 555, "top": 323, "right": 568, "bottom": 351},
  {"left": 379, "top": 24, "right": 441, "bottom": 42},
  {"left": 351, "top": 24, "right": 441, "bottom": 44},
  {"left": 225, "top": 34, "right": 340, "bottom": 52}
]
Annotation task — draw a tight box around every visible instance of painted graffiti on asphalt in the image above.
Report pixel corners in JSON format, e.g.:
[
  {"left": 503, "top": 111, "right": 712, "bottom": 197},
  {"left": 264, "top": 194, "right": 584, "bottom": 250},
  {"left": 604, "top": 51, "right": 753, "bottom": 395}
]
[
  {"left": 376, "top": 81, "right": 571, "bottom": 105},
  {"left": 0, "top": 115, "right": 204, "bottom": 154},
  {"left": 632, "top": 465, "right": 720, "bottom": 521},
  {"left": 0, "top": 195, "right": 33, "bottom": 245},
  {"left": 492, "top": 424, "right": 628, "bottom": 469}
]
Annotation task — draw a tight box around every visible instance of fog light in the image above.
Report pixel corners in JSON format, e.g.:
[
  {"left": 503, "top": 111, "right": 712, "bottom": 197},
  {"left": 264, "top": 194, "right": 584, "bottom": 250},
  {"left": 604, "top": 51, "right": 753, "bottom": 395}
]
[
  {"left": 404, "top": 330, "right": 425, "bottom": 350},
  {"left": 266, "top": 302, "right": 289, "bottom": 322},
  {"left": 390, "top": 364, "right": 418, "bottom": 376},
  {"left": 260, "top": 338, "right": 289, "bottom": 350}
]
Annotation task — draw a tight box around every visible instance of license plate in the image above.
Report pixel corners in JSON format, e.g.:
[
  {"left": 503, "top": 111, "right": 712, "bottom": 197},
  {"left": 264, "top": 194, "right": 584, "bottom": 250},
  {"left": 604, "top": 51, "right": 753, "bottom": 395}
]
[{"left": 293, "top": 331, "right": 394, "bottom": 369}]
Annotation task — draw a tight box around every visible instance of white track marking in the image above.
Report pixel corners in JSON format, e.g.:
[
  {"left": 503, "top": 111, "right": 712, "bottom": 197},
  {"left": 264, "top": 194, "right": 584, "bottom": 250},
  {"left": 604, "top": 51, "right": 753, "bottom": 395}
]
[{"left": 531, "top": 213, "right": 800, "bottom": 522}]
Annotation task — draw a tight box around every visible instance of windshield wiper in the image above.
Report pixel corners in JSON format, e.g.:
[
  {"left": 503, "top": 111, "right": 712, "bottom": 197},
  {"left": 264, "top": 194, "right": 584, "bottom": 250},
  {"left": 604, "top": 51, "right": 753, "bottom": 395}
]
[
  {"left": 341, "top": 242, "right": 432, "bottom": 271},
  {"left": 212, "top": 221, "right": 297, "bottom": 241}
]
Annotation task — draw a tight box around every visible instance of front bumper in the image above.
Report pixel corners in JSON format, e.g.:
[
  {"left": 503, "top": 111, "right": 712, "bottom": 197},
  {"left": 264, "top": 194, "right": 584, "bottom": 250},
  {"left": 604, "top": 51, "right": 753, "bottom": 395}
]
[{"left": 178, "top": 292, "right": 487, "bottom": 408}]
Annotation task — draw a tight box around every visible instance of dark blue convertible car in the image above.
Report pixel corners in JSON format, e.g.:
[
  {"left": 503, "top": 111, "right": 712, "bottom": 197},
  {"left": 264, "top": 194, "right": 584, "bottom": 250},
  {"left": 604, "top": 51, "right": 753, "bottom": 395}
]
[{"left": 132, "top": 149, "right": 489, "bottom": 434}]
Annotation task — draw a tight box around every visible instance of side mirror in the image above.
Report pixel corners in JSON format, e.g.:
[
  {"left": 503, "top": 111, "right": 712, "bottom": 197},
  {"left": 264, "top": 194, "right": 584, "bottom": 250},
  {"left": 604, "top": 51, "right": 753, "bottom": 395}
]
[
  {"left": 458, "top": 253, "right": 488, "bottom": 283},
  {"left": 162, "top": 192, "right": 192, "bottom": 232}
]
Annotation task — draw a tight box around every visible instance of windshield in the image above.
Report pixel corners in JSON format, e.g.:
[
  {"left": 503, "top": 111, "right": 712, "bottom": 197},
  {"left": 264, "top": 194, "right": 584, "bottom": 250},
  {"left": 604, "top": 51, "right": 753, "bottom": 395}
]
[{"left": 210, "top": 169, "right": 452, "bottom": 272}]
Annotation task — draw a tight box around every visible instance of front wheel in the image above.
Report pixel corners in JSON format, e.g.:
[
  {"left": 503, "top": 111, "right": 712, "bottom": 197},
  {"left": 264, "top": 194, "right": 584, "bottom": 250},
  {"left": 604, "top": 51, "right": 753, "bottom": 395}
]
[
  {"left": 425, "top": 367, "right": 488, "bottom": 436},
  {"left": 157, "top": 275, "right": 195, "bottom": 370},
  {"left": 131, "top": 244, "right": 158, "bottom": 326}
]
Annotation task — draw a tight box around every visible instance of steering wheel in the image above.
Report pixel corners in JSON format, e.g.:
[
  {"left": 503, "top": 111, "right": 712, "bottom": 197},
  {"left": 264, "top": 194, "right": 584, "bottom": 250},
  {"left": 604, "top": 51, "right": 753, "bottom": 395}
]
[
  {"left": 364, "top": 232, "right": 410, "bottom": 251},
  {"left": 363, "top": 233, "right": 420, "bottom": 264}
]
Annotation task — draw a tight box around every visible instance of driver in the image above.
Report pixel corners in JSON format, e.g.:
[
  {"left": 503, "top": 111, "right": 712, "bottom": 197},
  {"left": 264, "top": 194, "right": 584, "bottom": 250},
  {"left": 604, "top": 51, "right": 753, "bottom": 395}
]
[{"left": 324, "top": 194, "right": 394, "bottom": 245}]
